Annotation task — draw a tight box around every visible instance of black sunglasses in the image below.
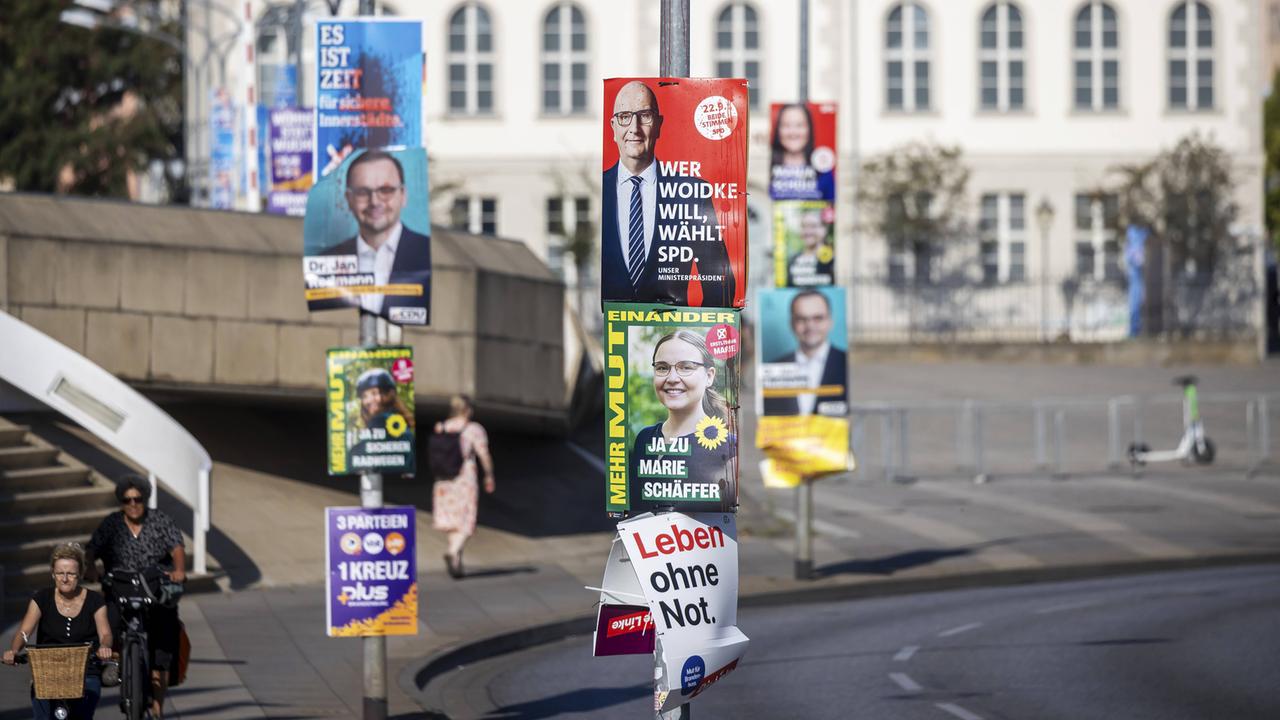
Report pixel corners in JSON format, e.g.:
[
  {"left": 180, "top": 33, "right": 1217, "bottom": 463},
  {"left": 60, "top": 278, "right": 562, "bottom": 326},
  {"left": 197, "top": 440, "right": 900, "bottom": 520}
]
[{"left": 121, "top": 496, "right": 145, "bottom": 505}]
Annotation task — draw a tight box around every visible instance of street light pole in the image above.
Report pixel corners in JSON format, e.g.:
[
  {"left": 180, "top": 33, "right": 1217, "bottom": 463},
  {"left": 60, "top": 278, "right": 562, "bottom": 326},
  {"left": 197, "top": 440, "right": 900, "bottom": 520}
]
[
  {"left": 1036, "top": 198, "right": 1055, "bottom": 342},
  {"left": 794, "top": 0, "right": 814, "bottom": 582}
]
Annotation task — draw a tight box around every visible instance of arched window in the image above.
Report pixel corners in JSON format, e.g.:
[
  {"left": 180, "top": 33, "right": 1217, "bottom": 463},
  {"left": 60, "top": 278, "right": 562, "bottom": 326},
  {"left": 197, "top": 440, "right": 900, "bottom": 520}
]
[
  {"left": 1073, "top": 1, "right": 1120, "bottom": 111},
  {"left": 886, "top": 2, "right": 930, "bottom": 112},
  {"left": 447, "top": 2, "right": 494, "bottom": 114},
  {"left": 541, "top": 2, "right": 588, "bottom": 115},
  {"left": 1169, "top": 1, "right": 1213, "bottom": 110},
  {"left": 714, "top": 2, "right": 761, "bottom": 111},
  {"left": 978, "top": 1, "right": 1024, "bottom": 111}
]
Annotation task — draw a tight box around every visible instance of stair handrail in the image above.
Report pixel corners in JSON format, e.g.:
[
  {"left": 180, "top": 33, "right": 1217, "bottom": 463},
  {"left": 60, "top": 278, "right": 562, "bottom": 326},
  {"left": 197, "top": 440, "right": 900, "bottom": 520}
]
[{"left": 0, "top": 310, "right": 211, "bottom": 574}]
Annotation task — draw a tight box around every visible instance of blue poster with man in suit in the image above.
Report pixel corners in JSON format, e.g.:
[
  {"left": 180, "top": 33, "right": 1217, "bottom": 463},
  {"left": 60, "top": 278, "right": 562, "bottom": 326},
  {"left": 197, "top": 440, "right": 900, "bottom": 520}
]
[{"left": 302, "top": 147, "right": 431, "bottom": 326}]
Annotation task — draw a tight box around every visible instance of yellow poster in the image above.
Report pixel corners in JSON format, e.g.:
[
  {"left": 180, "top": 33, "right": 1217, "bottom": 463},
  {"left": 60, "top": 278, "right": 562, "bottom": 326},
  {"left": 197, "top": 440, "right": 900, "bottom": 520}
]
[{"left": 756, "top": 415, "right": 853, "bottom": 488}]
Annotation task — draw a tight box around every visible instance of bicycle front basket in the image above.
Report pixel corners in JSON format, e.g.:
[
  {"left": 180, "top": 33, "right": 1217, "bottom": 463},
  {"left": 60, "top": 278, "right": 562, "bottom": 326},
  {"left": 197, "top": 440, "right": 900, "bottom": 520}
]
[{"left": 27, "top": 643, "right": 90, "bottom": 700}]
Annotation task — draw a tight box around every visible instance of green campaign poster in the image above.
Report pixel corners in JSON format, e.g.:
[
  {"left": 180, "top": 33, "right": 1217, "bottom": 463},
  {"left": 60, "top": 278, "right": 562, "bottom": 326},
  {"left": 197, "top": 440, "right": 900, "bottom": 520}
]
[
  {"left": 603, "top": 303, "right": 741, "bottom": 517},
  {"left": 326, "top": 346, "right": 415, "bottom": 475}
]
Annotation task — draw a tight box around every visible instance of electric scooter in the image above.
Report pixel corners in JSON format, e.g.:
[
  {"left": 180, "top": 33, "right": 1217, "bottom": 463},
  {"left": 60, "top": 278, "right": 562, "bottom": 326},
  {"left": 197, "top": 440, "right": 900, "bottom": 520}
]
[{"left": 1127, "top": 375, "right": 1216, "bottom": 467}]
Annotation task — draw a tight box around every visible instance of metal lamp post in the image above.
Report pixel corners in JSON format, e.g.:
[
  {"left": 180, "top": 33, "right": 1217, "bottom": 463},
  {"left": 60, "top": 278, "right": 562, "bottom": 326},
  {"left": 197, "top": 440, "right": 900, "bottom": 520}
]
[{"left": 1036, "top": 198, "right": 1055, "bottom": 342}]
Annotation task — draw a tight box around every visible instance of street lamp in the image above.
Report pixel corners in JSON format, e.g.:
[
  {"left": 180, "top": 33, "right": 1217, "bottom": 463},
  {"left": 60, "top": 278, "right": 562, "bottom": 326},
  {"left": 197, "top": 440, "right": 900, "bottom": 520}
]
[{"left": 1036, "top": 198, "right": 1055, "bottom": 342}]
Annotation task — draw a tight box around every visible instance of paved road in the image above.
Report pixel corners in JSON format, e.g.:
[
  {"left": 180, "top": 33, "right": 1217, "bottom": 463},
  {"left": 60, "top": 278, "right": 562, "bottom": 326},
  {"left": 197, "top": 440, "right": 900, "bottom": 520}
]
[{"left": 436, "top": 564, "right": 1280, "bottom": 720}]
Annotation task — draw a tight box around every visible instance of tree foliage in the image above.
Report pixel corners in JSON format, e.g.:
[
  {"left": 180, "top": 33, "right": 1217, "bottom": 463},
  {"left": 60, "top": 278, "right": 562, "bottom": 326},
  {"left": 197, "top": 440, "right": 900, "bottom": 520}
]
[
  {"left": 856, "top": 141, "right": 970, "bottom": 248},
  {"left": 1111, "top": 131, "right": 1238, "bottom": 277},
  {"left": 0, "top": 0, "right": 183, "bottom": 198},
  {"left": 1265, "top": 70, "right": 1280, "bottom": 251}
]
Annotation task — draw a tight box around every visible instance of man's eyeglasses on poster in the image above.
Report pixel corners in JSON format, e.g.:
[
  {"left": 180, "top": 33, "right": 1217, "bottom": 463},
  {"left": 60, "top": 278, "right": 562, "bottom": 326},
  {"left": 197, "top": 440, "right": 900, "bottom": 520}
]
[
  {"left": 612, "top": 110, "right": 658, "bottom": 127},
  {"left": 346, "top": 185, "right": 403, "bottom": 202}
]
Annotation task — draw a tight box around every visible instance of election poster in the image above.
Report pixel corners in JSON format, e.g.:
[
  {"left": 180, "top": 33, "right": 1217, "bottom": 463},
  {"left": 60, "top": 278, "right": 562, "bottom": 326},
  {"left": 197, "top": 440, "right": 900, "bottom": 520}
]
[
  {"left": 603, "top": 304, "right": 741, "bottom": 517},
  {"left": 302, "top": 147, "right": 431, "bottom": 325},
  {"left": 768, "top": 102, "right": 836, "bottom": 201},
  {"left": 315, "top": 18, "right": 425, "bottom": 179},
  {"left": 326, "top": 346, "right": 416, "bottom": 476},
  {"left": 325, "top": 506, "right": 417, "bottom": 637},
  {"left": 755, "top": 287, "right": 853, "bottom": 487},
  {"left": 773, "top": 200, "right": 835, "bottom": 287},
  {"left": 593, "top": 536, "right": 655, "bottom": 657},
  {"left": 614, "top": 512, "right": 749, "bottom": 713},
  {"left": 209, "top": 87, "right": 236, "bottom": 210},
  {"left": 601, "top": 78, "right": 748, "bottom": 309},
  {"left": 267, "top": 107, "right": 314, "bottom": 216}
]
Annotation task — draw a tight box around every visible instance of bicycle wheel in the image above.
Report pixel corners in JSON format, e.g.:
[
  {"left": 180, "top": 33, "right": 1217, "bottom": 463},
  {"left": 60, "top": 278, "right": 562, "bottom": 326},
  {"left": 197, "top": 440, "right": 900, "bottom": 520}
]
[{"left": 124, "top": 641, "right": 148, "bottom": 720}]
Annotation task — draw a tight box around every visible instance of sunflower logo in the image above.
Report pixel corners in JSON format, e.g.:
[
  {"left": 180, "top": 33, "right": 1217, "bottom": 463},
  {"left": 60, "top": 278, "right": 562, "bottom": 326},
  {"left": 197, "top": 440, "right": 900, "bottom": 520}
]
[
  {"left": 817, "top": 244, "right": 834, "bottom": 264},
  {"left": 385, "top": 413, "right": 408, "bottom": 438},
  {"left": 694, "top": 415, "right": 729, "bottom": 450}
]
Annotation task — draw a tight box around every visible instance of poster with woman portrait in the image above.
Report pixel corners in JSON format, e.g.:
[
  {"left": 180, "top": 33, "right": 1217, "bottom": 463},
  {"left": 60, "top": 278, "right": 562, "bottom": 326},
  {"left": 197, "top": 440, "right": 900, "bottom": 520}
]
[
  {"left": 326, "top": 346, "right": 416, "bottom": 475},
  {"left": 600, "top": 78, "right": 748, "bottom": 309},
  {"left": 768, "top": 102, "right": 837, "bottom": 201},
  {"left": 603, "top": 303, "right": 741, "bottom": 516},
  {"left": 773, "top": 200, "right": 835, "bottom": 287}
]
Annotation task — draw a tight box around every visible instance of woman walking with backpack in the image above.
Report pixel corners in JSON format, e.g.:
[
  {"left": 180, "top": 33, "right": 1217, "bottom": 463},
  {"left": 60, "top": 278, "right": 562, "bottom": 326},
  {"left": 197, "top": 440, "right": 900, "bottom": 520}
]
[{"left": 430, "top": 395, "right": 494, "bottom": 579}]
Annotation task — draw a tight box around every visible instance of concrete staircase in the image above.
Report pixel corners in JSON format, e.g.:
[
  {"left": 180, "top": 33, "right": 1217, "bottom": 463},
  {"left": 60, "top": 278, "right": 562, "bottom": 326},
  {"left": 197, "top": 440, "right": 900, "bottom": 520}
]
[{"left": 0, "top": 416, "right": 116, "bottom": 622}]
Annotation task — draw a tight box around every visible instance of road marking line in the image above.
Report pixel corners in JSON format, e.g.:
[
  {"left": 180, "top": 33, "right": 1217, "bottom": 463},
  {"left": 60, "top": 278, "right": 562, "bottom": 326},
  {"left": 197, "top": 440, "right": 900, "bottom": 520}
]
[
  {"left": 915, "top": 481, "right": 1194, "bottom": 559},
  {"left": 938, "top": 622, "right": 983, "bottom": 638},
  {"left": 816, "top": 489, "right": 1042, "bottom": 570},
  {"left": 936, "top": 702, "right": 985, "bottom": 720},
  {"left": 1092, "top": 477, "right": 1280, "bottom": 517},
  {"left": 1035, "top": 600, "right": 1100, "bottom": 615},
  {"left": 894, "top": 645, "right": 920, "bottom": 662},
  {"left": 889, "top": 672, "right": 923, "bottom": 692}
]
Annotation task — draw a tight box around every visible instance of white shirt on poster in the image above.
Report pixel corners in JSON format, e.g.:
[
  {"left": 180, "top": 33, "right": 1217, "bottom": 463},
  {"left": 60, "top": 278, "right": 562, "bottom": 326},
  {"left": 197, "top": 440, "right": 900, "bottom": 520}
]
[
  {"left": 793, "top": 341, "right": 830, "bottom": 416},
  {"left": 615, "top": 161, "right": 658, "bottom": 276},
  {"left": 356, "top": 222, "right": 402, "bottom": 314}
]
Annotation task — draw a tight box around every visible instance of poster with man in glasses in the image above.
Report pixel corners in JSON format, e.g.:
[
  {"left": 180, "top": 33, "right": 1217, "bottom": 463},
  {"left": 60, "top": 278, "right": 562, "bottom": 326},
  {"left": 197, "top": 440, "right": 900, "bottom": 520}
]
[
  {"left": 302, "top": 147, "right": 431, "bottom": 325},
  {"left": 602, "top": 303, "right": 741, "bottom": 517},
  {"left": 601, "top": 78, "right": 748, "bottom": 309},
  {"left": 755, "top": 287, "right": 853, "bottom": 487}
]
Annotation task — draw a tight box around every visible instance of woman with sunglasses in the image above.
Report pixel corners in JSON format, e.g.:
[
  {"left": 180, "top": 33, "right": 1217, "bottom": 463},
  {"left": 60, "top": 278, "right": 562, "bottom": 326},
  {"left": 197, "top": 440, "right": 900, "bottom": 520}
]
[
  {"left": 628, "top": 331, "right": 737, "bottom": 514},
  {"left": 3, "top": 543, "right": 114, "bottom": 719},
  {"left": 85, "top": 475, "right": 185, "bottom": 720}
]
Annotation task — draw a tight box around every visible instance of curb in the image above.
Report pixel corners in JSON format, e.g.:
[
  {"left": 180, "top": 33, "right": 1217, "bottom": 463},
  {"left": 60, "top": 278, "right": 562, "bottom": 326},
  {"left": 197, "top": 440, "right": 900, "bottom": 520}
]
[{"left": 400, "top": 551, "right": 1280, "bottom": 719}]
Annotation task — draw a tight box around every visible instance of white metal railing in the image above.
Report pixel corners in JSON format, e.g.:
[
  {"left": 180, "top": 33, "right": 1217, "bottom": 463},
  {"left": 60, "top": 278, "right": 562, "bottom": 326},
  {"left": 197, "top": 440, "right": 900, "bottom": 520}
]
[{"left": 0, "top": 310, "right": 211, "bottom": 574}]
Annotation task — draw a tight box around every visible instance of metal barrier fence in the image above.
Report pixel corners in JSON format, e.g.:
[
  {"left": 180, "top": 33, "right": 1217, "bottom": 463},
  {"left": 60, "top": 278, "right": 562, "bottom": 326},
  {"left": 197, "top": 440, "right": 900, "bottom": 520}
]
[
  {"left": 850, "top": 392, "right": 1279, "bottom": 482},
  {"left": 847, "top": 274, "right": 1259, "bottom": 343}
]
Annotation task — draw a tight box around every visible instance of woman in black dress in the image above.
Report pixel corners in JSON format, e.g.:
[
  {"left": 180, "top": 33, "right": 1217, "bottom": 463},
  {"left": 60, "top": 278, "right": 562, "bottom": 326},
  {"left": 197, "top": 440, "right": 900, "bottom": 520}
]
[{"left": 3, "top": 543, "right": 113, "bottom": 719}]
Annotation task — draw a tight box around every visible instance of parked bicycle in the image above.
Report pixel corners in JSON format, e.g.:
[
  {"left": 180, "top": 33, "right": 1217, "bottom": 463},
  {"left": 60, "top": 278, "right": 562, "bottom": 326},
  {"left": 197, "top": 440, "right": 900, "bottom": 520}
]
[
  {"left": 1128, "top": 375, "right": 1217, "bottom": 468},
  {"left": 102, "top": 568, "right": 183, "bottom": 720}
]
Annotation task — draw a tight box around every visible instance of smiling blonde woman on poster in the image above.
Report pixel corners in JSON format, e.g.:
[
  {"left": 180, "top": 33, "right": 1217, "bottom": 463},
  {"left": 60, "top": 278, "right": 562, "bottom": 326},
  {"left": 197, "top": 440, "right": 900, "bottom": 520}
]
[{"left": 628, "top": 330, "right": 737, "bottom": 513}]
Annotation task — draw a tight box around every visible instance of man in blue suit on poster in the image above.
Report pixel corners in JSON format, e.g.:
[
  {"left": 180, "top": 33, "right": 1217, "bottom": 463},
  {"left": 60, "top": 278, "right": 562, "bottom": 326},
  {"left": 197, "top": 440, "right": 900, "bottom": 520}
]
[
  {"left": 314, "top": 150, "right": 431, "bottom": 324},
  {"left": 764, "top": 289, "right": 848, "bottom": 416},
  {"left": 601, "top": 80, "right": 736, "bottom": 307}
]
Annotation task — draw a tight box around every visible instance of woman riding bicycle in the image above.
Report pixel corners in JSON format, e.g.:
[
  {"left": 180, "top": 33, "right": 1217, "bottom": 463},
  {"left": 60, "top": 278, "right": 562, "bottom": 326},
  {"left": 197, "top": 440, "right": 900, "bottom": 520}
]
[
  {"left": 85, "top": 474, "right": 186, "bottom": 720},
  {"left": 3, "top": 543, "right": 114, "bottom": 719}
]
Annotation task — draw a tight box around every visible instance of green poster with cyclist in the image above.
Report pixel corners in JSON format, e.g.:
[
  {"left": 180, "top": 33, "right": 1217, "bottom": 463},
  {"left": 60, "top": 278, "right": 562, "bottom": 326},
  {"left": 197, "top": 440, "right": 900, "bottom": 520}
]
[
  {"left": 326, "top": 346, "right": 415, "bottom": 475},
  {"left": 602, "top": 303, "right": 740, "bottom": 517}
]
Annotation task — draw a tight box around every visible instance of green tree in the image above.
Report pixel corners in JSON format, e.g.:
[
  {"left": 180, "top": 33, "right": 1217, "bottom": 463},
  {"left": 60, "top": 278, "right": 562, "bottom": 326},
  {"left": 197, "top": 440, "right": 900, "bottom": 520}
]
[
  {"left": 1265, "top": 70, "right": 1280, "bottom": 252},
  {"left": 0, "top": 0, "right": 183, "bottom": 198},
  {"left": 856, "top": 141, "right": 970, "bottom": 284}
]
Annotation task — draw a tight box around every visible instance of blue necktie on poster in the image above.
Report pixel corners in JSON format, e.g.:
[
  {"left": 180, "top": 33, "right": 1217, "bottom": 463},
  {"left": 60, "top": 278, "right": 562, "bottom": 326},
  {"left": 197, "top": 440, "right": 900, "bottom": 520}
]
[{"left": 627, "top": 176, "right": 646, "bottom": 288}]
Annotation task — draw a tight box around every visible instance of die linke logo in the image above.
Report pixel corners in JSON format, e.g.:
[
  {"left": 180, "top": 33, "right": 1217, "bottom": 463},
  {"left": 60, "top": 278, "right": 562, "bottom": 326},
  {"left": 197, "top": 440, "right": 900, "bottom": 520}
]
[{"left": 606, "top": 610, "right": 654, "bottom": 638}]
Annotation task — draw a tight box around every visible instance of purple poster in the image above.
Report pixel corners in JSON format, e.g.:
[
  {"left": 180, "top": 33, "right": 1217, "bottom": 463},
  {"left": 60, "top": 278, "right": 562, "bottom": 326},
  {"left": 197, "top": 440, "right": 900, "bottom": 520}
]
[
  {"left": 325, "top": 506, "right": 417, "bottom": 637},
  {"left": 268, "top": 107, "right": 314, "bottom": 216}
]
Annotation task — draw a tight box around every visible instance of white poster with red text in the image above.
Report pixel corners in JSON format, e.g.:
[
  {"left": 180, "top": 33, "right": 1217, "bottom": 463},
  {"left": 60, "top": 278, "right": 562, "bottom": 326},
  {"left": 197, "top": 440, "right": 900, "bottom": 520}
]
[{"left": 605, "top": 511, "right": 749, "bottom": 713}]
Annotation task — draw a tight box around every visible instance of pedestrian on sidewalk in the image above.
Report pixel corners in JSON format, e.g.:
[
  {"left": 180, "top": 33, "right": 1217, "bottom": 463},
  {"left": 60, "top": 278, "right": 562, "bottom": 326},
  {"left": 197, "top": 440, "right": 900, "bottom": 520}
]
[{"left": 430, "top": 395, "right": 495, "bottom": 579}]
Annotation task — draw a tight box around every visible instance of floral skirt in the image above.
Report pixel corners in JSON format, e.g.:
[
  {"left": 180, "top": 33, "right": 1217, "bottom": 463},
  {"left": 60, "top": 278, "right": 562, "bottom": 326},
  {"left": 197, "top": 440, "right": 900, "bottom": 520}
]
[{"left": 432, "top": 472, "right": 478, "bottom": 538}]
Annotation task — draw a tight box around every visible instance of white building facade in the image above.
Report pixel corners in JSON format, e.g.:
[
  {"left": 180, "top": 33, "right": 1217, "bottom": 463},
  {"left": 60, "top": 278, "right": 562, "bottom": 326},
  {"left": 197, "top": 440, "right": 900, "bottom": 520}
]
[{"left": 187, "top": 0, "right": 1267, "bottom": 341}]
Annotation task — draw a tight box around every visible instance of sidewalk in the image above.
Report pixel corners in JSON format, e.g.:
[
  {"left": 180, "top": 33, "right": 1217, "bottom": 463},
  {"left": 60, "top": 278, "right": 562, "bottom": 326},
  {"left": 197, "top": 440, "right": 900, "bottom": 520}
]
[{"left": 2, "top": 361, "right": 1277, "bottom": 718}]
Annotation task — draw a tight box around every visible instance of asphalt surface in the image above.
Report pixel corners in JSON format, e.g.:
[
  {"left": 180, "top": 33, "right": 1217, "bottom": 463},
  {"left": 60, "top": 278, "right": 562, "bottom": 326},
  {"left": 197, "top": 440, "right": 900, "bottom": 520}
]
[{"left": 435, "top": 564, "right": 1280, "bottom": 720}]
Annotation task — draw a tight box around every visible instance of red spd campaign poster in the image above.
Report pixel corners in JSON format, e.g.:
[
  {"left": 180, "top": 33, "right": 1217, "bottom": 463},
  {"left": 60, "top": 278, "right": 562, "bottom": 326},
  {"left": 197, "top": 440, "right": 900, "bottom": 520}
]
[{"left": 601, "top": 78, "right": 748, "bottom": 309}]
